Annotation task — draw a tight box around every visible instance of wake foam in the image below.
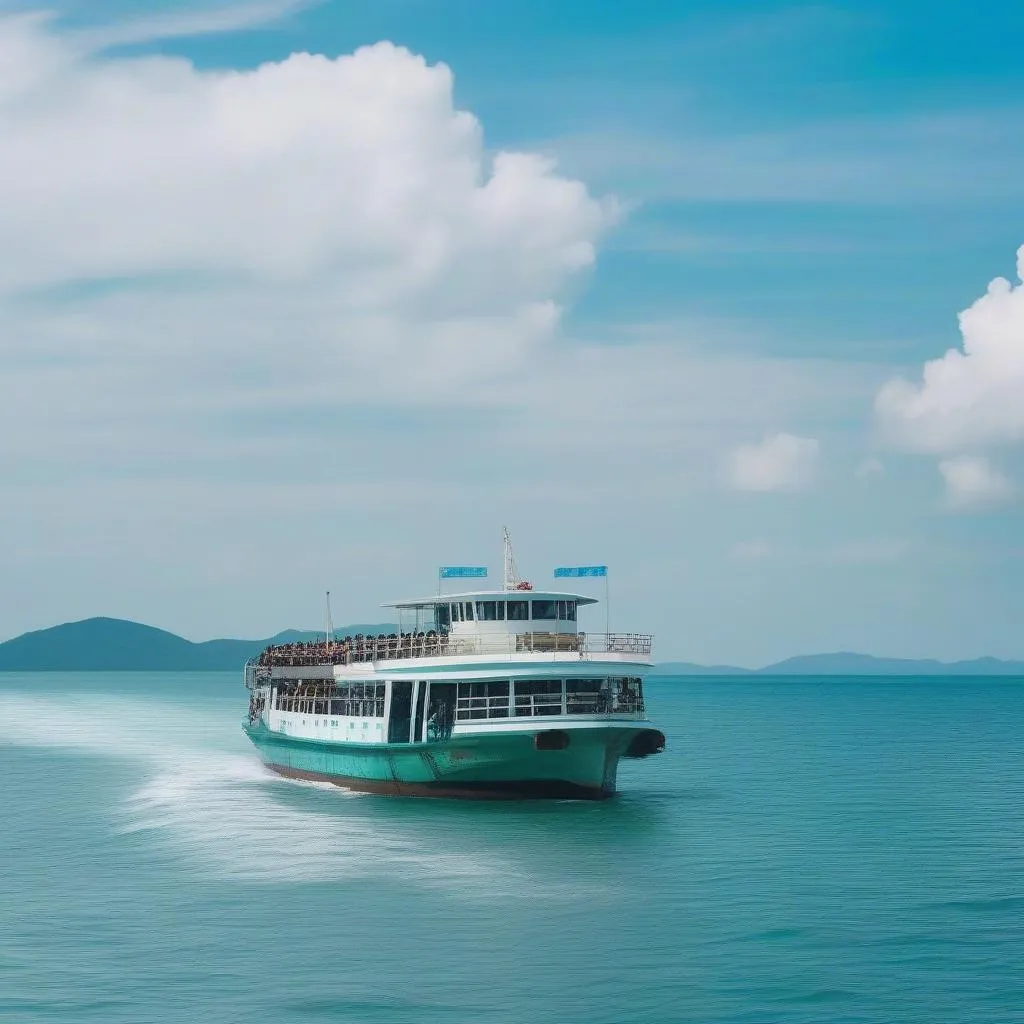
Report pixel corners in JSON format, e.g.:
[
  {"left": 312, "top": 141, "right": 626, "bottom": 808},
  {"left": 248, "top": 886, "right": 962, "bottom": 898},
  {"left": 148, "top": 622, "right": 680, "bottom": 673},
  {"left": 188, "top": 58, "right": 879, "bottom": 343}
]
[
  {"left": 0, "top": 690, "right": 498, "bottom": 890},
  {"left": 122, "top": 751, "right": 496, "bottom": 887}
]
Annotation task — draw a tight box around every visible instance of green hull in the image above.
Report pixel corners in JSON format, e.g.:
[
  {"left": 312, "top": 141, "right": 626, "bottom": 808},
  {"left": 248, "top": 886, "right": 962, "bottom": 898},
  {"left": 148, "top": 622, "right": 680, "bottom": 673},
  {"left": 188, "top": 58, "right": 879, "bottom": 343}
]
[{"left": 244, "top": 721, "right": 648, "bottom": 799}]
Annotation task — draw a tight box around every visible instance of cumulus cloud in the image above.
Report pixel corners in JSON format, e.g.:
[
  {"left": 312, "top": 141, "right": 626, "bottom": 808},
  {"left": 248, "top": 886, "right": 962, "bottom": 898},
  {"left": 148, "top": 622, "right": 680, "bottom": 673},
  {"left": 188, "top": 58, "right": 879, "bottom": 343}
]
[
  {"left": 938, "top": 456, "right": 1013, "bottom": 510},
  {"left": 725, "top": 432, "right": 819, "bottom": 492},
  {"left": 876, "top": 246, "right": 1024, "bottom": 452},
  {"left": 0, "top": 13, "right": 616, "bottom": 384},
  {"left": 0, "top": 13, "right": 888, "bottom": 639}
]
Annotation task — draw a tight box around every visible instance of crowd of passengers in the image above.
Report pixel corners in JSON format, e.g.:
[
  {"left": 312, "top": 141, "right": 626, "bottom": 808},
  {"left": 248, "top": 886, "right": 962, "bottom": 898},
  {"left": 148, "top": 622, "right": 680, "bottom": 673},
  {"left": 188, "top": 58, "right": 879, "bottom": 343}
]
[
  {"left": 257, "top": 629, "right": 587, "bottom": 667},
  {"left": 258, "top": 632, "right": 449, "bottom": 666}
]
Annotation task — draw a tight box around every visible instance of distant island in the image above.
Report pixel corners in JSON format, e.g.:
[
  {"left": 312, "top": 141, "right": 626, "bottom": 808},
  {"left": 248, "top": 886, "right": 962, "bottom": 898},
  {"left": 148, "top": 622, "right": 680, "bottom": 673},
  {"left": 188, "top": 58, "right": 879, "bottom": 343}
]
[
  {"left": 0, "top": 618, "right": 1021, "bottom": 674},
  {"left": 654, "top": 652, "right": 1024, "bottom": 676},
  {"left": 0, "top": 617, "right": 397, "bottom": 672}
]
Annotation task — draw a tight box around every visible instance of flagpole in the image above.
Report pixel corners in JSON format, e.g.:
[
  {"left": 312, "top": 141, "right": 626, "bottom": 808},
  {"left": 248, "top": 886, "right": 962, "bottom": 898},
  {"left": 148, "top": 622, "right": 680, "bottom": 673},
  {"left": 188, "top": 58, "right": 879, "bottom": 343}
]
[{"left": 605, "top": 571, "right": 610, "bottom": 636}]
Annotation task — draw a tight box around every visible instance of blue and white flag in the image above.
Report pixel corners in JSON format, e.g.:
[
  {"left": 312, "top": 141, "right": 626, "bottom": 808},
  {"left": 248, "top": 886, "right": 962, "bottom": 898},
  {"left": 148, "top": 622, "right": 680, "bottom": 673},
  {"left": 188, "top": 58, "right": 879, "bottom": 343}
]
[
  {"left": 439, "top": 566, "right": 488, "bottom": 578},
  {"left": 554, "top": 565, "right": 607, "bottom": 578}
]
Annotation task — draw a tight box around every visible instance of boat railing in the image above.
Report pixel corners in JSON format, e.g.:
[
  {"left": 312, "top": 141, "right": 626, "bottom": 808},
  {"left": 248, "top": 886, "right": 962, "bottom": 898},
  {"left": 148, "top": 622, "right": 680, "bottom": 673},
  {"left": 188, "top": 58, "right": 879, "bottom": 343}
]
[
  {"left": 255, "top": 632, "right": 653, "bottom": 668},
  {"left": 456, "top": 691, "right": 646, "bottom": 721},
  {"left": 244, "top": 659, "right": 272, "bottom": 689}
]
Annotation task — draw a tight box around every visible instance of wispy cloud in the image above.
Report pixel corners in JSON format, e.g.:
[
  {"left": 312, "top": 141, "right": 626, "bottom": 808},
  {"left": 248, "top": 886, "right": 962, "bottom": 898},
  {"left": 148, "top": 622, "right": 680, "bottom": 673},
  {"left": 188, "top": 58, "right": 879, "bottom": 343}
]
[
  {"left": 856, "top": 457, "right": 885, "bottom": 480},
  {"left": 548, "top": 107, "right": 1024, "bottom": 207},
  {"left": 827, "top": 538, "right": 910, "bottom": 565},
  {"left": 939, "top": 456, "right": 1014, "bottom": 511},
  {"left": 725, "top": 433, "right": 820, "bottom": 493},
  {"left": 70, "top": 1, "right": 317, "bottom": 51},
  {"left": 729, "top": 539, "right": 773, "bottom": 562}
]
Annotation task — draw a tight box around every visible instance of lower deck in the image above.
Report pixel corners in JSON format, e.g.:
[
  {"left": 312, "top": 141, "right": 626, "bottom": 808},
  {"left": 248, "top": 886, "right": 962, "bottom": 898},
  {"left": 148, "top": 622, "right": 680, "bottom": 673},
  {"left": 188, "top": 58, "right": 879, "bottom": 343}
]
[
  {"left": 244, "top": 716, "right": 663, "bottom": 799},
  {"left": 244, "top": 670, "right": 663, "bottom": 799},
  {"left": 251, "top": 674, "right": 647, "bottom": 745}
]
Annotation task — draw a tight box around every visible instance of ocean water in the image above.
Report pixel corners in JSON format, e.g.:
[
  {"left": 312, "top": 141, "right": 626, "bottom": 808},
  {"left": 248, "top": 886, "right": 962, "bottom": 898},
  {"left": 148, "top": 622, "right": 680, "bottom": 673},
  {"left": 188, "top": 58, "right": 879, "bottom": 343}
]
[{"left": 1, "top": 673, "right": 1023, "bottom": 1023}]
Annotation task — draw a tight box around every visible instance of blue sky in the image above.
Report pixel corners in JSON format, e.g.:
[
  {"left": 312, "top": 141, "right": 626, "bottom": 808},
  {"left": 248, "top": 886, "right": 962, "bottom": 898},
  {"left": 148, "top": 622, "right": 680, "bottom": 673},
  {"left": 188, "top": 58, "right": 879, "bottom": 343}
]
[{"left": 1, "top": 0, "right": 1022, "bottom": 665}]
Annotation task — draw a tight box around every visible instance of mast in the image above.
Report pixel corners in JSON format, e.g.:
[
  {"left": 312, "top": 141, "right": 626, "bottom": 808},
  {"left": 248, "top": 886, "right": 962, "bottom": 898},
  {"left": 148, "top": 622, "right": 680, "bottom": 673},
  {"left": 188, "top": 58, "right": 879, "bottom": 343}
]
[
  {"left": 502, "top": 526, "right": 520, "bottom": 591},
  {"left": 325, "top": 590, "right": 333, "bottom": 646}
]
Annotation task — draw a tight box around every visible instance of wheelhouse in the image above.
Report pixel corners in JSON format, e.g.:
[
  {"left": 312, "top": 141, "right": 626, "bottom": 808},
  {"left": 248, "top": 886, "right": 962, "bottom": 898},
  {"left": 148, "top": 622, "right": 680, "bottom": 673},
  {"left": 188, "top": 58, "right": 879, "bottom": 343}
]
[{"left": 384, "top": 590, "right": 597, "bottom": 636}]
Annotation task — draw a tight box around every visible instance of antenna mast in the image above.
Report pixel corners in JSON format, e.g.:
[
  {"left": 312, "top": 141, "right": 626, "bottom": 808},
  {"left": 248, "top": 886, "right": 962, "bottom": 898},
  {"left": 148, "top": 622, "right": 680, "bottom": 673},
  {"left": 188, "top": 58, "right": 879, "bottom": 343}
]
[
  {"left": 325, "top": 590, "right": 334, "bottom": 646},
  {"left": 502, "top": 526, "right": 520, "bottom": 591}
]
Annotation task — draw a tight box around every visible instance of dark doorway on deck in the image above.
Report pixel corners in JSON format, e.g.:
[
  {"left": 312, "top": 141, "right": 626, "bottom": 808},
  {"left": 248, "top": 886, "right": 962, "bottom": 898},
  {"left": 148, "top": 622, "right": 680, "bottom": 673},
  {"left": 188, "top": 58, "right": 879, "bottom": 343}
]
[
  {"left": 388, "top": 681, "right": 413, "bottom": 743},
  {"left": 426, "top": 683, "right": 457, "bottom": 742},
  {"left": 412, "top": 682, "right": 427, "bottom": 744}
]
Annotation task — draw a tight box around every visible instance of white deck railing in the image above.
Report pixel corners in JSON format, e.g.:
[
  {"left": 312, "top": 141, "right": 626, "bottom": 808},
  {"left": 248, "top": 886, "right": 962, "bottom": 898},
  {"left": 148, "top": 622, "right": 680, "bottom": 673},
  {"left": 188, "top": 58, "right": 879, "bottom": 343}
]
[{"left": 252, "top": 631, "right": 653, "bottom": 670}]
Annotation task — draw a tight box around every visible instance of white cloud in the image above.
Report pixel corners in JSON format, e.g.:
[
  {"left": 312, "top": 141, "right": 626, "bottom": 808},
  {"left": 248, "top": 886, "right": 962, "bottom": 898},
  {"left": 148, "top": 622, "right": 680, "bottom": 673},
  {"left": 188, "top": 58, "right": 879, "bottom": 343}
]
[
  {"left": 938, "top": 456, "right": 1013, "bottom": 511},
  {"left": 0, "top": 14, "right": 890, "bottom": 644},
  {"left": 876, "top": 246, "right": 1024, "bottom": 453},
  {"left": 725, "top": 432, "right": 819, "bottom": 492},
  {"left": 73, "top": 2, "right": 316, "bottom": 51},
  {"left": 0, "top": 16, "right": 615, "bottom": 372}
]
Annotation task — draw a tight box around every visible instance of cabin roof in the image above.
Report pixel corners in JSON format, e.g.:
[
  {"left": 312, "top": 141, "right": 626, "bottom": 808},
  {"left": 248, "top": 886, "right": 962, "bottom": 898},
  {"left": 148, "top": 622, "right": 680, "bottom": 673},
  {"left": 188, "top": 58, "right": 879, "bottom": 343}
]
[{"left": 382, "top": 590, "right": 599, "bottom": 610}]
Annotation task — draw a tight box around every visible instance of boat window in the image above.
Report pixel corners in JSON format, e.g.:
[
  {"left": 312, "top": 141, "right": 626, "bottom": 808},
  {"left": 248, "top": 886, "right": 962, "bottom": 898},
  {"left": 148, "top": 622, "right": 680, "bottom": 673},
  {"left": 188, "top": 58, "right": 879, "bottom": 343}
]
[
  {"left": 608, "top": 677, "right": 645, "bottom": 715},
  {"left": 476, "top": 600, "right": 502, "bottom": 621},
  {"left": 292, "top": 680, "right": 386, "bottom": 717},
  {"left": 514, "top": 678, "right": 563, "bottom": 716},
  {"left": 463, "top": 601, "right": 474, "bottom": 621},
  {"left": 556, "top": 600, "right": 577, "bottom": 621},
  {"left": 566, "top": 678, "right": 604, "bottom": 714},
  {"left": 456, "top": 680, "right": 510, "bottom": 720},
  {"left": 531, "top": 599, "right": 556, "bottom": 620},
  {"left": 435, "top": 603, "right": 451, "bottom": 630},
  {"left": 506, "top": 600, "right": 529, "bottom": 621}
]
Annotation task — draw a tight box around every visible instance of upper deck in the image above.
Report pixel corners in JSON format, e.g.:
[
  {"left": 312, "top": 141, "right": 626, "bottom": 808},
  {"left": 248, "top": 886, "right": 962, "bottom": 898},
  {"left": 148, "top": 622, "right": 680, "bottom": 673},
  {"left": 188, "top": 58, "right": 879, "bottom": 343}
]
[
  {"left": 256, "top": 630, "right": 653, "bottom": 668},
  {"left": 256, "top": 529, "right": 653, "bottom": 671},
  {"left": 257, "top": 587, "right": 652, "bottom": 669}
]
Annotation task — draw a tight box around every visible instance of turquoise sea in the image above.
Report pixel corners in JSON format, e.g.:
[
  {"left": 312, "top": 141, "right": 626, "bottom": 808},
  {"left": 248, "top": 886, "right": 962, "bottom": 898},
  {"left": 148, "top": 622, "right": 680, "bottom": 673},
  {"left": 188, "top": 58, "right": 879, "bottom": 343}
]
[{"left": 2, "top": 672, "right": 1023, "bottom": 1023}]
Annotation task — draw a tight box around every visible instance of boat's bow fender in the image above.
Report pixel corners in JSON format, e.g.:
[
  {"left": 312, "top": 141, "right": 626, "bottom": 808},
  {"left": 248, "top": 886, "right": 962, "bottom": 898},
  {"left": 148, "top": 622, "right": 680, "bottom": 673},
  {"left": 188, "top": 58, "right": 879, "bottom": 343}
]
[{"left": 623, "top": 729, "right": 665, "bottom": 758}]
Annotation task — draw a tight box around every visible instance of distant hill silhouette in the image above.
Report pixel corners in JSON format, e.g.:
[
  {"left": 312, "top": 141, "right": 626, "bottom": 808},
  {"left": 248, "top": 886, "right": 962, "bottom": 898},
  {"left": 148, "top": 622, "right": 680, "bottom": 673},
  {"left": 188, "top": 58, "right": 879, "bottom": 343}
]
[
  {"left": 0, "top": 617, "right": 397, "bottom": 671},
  {"left": 654, "top": 651, "right": 1024, "bottom": 676},
  {"left": 2, "top": 620, "right": 1021, "bottom": 674},
  {"left": 650, "top": 661, "right": 752, "bottom": 675}
]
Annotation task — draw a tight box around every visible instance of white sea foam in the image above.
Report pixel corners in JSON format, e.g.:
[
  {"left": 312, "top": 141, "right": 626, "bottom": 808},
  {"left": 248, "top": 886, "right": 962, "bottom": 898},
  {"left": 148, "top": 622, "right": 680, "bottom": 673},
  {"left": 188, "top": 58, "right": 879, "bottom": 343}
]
[{"left": 0, "top": 690, "right": 501, "bottom": 891}]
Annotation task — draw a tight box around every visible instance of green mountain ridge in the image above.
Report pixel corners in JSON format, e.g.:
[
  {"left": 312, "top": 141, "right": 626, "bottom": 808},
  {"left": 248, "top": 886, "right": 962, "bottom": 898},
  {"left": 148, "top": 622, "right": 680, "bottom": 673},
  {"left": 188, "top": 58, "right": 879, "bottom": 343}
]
[
  {"left": 0, "top": 617, "right": 398, "bottom": 671},
  {"left": 2, "top": 619, "right": 1022, "bottom": 674}
]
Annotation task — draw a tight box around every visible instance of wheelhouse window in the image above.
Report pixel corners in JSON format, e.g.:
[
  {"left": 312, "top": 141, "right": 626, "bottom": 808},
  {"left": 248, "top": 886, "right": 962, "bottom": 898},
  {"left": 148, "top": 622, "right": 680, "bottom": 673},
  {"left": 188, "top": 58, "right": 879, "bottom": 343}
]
[
  {"left": 506, "top": 600, "right": 529, "bottom": 621},
  {"left": 531, "top": 599, "right": 556, "bottom": 620},
  {"left": 456, "top": 680, "right": 510, "bottom": 720},
  {"left": 556, "top": 600, "right": 577, "bottom": 622},
  {"left": 463, "top": 601, "right": 474, "bottom": 621},
  {"left": 451, "top": 602, "right": 462, "bottom": 623},
  {"left": 514, "top": 679, "right": 563, "bottom": 716},
  {"left": 435, "top": 603, "right": 451, "bottom": 630},
  {"left": 476, "top": 600, "right": 504, "bottom": 621}
]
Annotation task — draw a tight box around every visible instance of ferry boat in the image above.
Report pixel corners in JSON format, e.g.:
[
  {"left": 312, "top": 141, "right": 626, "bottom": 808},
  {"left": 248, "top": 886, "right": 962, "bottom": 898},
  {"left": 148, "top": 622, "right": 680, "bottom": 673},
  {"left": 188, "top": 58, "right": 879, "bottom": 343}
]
[{"left": 242, "top": 535, "right": 664, "bottom": 799}]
